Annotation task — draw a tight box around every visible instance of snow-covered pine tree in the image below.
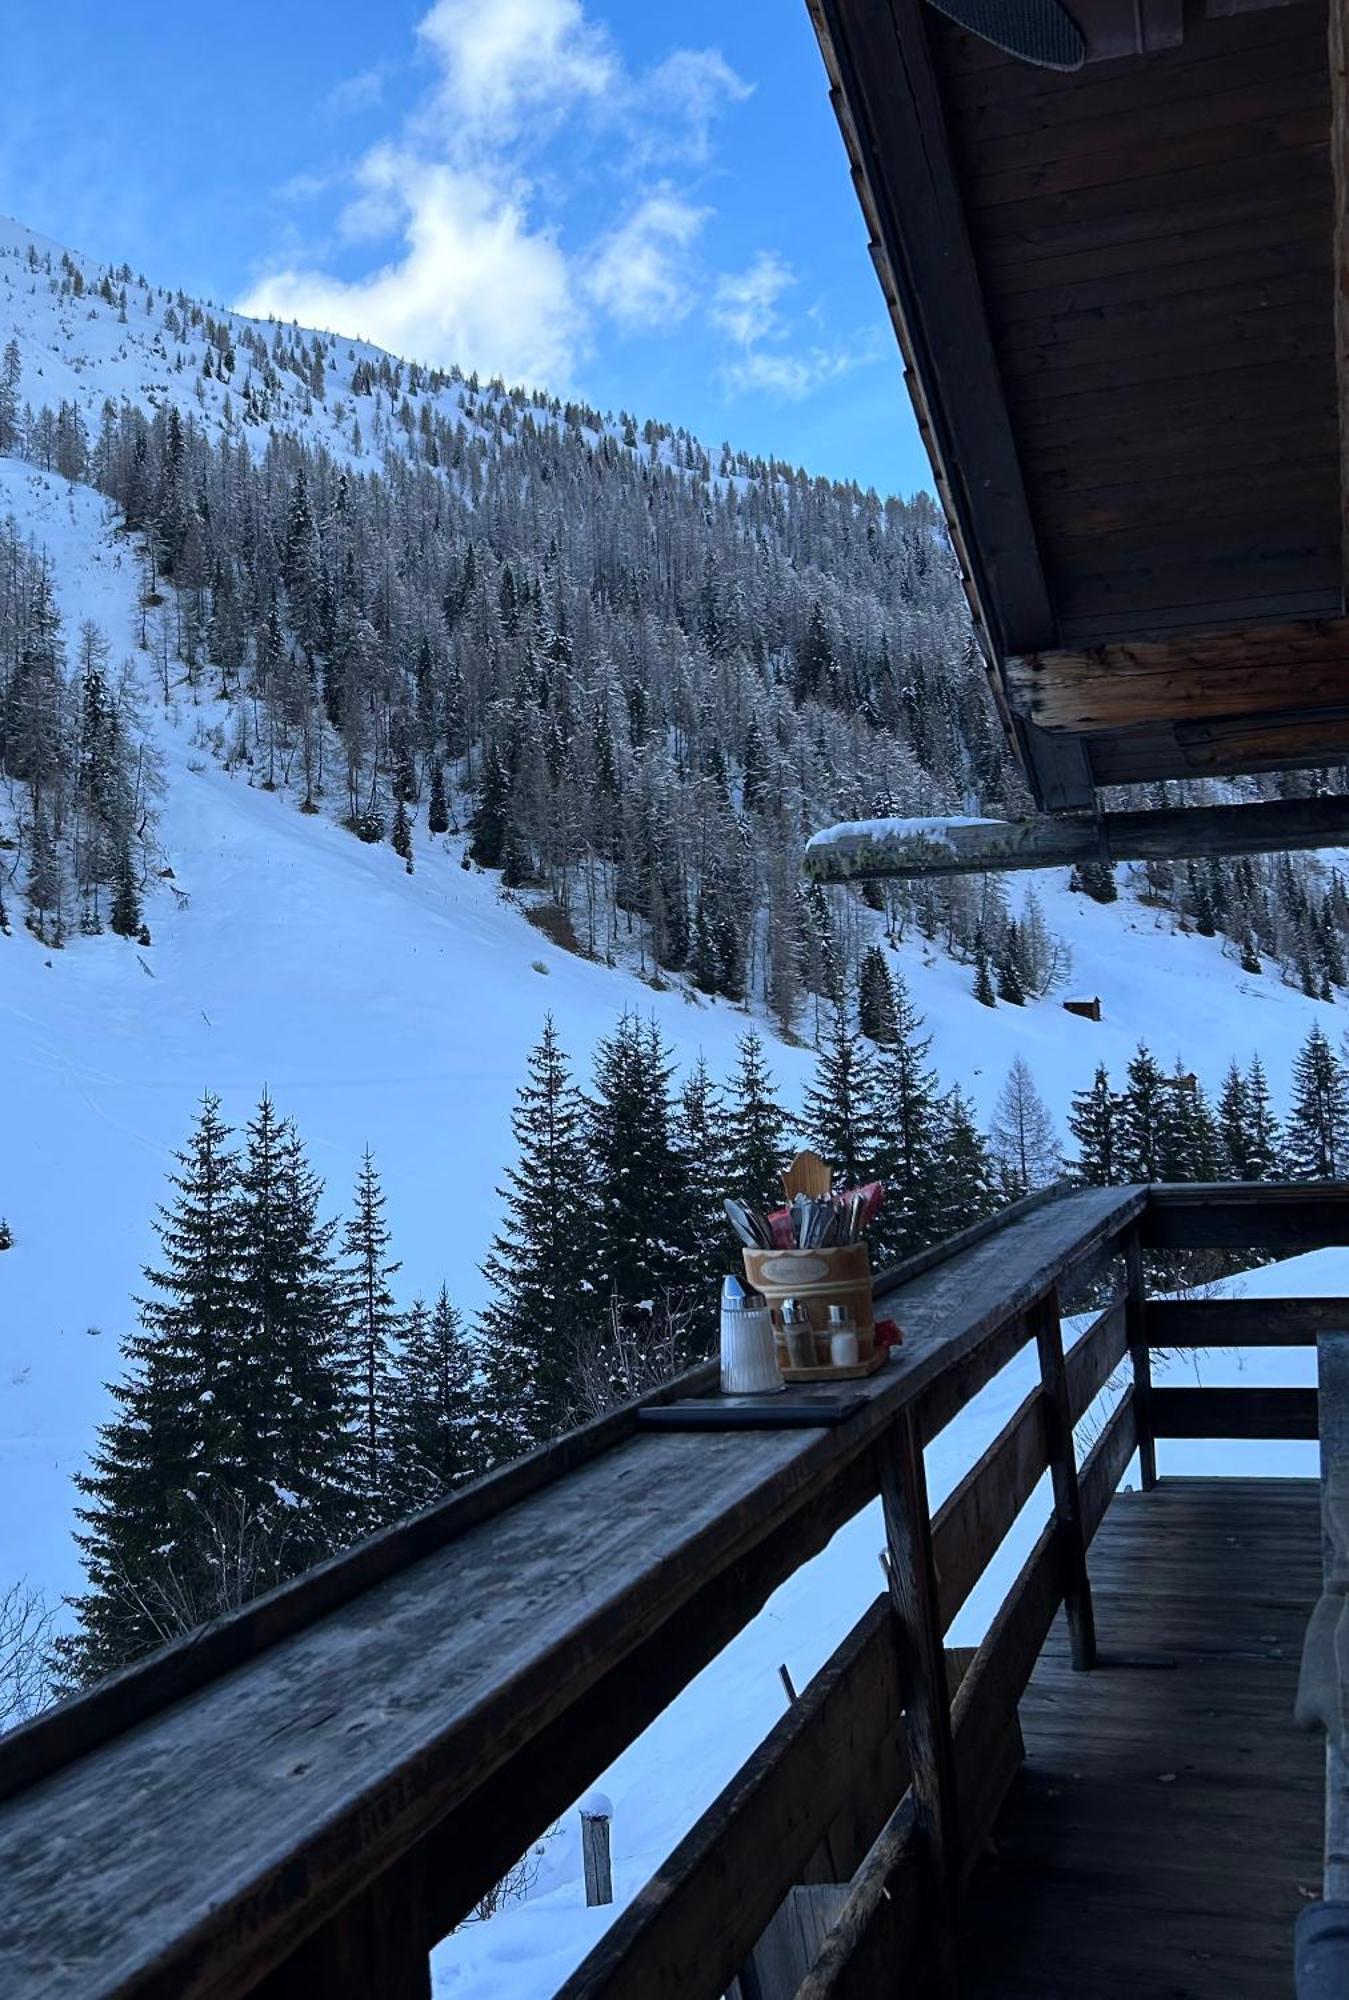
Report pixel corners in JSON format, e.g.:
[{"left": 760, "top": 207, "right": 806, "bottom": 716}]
[
  {"left": 587, "top": 1011, "right": 696, "bottom": 1313},
  {"left": 427, "top": 758, "right": 449, "bottom": 835},
  {"left": 479, "top": 1016, "right": 595, "bottom": 1450},
  {"left": 341, "top": 1149, "right": 403, "bottom": 1523},
  {"left": 996, "top": 921, "right": 1027, "bottom": 1005},
  {"left": 65, "top": 1092, "right": 245, "bottom": 1680},
  {"left": 1117, "top": 1044, "right": 1170, "bottom": 1182},
  {"left": 1285, "top": 1024, "right": 1349, "bottom": 1180},
  {"left": 1218, "top": 1060, "right": 1281, "bottom": 1182},
  {"left": 1242, "top": 1056, "right": 1283, "bottom": 1180},
  {"left": 1068, "top": 859, "right": 1117, "bottom": 903},
  {"left": 1160, "top": 1064, "right": 1220, "bottom": 1182},
  {"left": 233, "top": 1094, "right": 355, "bottom": 1558},
  {"left": 858, "top": 945, "right": 899, "bottom": 1044},
  {"left": 804, "top": 997, "right": 881, "bottom": 1190},
  {"left": 723, "top": 1028, "right": 790, "bottom": 1210},
  {"left": 675, "top": 1056, "right": 732, "bottom": 1294},
  {"left": 1067, "top": 1065, "right": 1120, "bottom": 1186},
  {"left": 931, "top": 1086, "right": 1000, "bottom": 1237},
  {"left": 387, "top": 1288, "right": 484, "bottom": 1512},
  {"left": 872, "top": 972, "right": 943, "bottom": 1261},
  {"left": 989, "top": 1056, "right": 1060, "bottom": 1198},
  {"left": 391, "top": 796, "right": 414, "bottom": 874}
]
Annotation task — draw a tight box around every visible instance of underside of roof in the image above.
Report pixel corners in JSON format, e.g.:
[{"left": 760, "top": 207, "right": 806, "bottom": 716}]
[{"left": 809, "top": 0, "right": 1349, "bottom": 811}]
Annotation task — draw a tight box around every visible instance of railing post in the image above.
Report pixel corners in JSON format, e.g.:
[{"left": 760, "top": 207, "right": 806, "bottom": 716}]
[
  {"left": 1034, "top": 1287, "right": 1097, "bottom": 1672},
  {"left": 879, "top": 1406, "right": 961, "bottom": 1993},
  {"left": 1317, "top": 1333, "right": 1349, "bottom": 1903},
  {"left": 252, "top": 1878, "right": 432, "bottom": 1999},
  {"left": 1125, "top": 1229, "right": 1158, "bottom": 1490}
]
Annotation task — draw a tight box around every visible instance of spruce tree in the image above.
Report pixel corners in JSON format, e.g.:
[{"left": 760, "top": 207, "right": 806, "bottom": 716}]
[
  {"left": 427, "top": 758, "right": 449, "bottom": 835},
  {"left": 932, "top": 1087, "right": 999, "bottom": 1236},
  {"left": 479, "top": 1016, "right": 595, "bottom": 1450},
  {"left": 675, "top": 1055, "right": 732, "bottom": 1292},
  {"left": 1067, "top": 1066, "right": 1119, "bottom": 1186},
  {"left": 872, "top": 972, "right": 942, "bottom": 1260},
  {"left": 587, "top": 1012, "right": 696, "bottom": 1312},
  {"left": 723, "top": 1029, "right": 789, "bottom": 1210},
  {"left": 1217, "top": 1062, "right": 1251, "bottom": 1180},
  {"left": 1285, "top": 1024, "right": 1349, "bottom": 1180},
  {"left": 1117, "top": 1044, "right": 1170, "bottom": 1182},
  {"left": 1243, "top": 1055, "right": 1283, "bottom": 1180},
  {"left": 342, "top": 1149, "right": 402, "bottom": 1521},
  {"left": 996, "top": 923, "right": 1026, "bottom": 1005},
  {"left": 972, "top": 947, "right": 997, "bottom": 1009},
  {"left": 391, "top": 796, "right": 414, "bottom": 873},
  {"left": 469, "top": 744, "right": 509, "bottom": 867},
  {"left": 804, "top": 997, "right": 881, "bottom": 1189},
  {"left": 858, "top": 945, "right": 899, "bottom": 1044},
  {"left": 387, "top": 1288, "right": 484, "bottom": 1512},
  {"left": 66, "top": 1094, "right": 245, "bottom": 1679},
  {"left": 233, "top": 1094, "right": 355, "bottom": 1556},
  {"left": 1160, "top": 1066, "right": 1219, "bottom": 1183},
  {"left": 1217, "top": 1060, "right": 1280, "bottom": 1181}
]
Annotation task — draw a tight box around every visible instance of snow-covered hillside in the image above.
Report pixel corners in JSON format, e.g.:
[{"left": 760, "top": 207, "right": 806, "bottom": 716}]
[
  {"left": 2, "top": 445, "right": 1341, "bottom": 1611},
  {"left": 3, "top": 208, "right": 1347, "bottom": 2000}
]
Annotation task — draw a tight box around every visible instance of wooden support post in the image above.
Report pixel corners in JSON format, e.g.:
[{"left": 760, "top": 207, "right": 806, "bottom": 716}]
[
  {"left": 1125, "top": 1232, "right": 1157, "bottom": 1491},
  {"left": 1316, "top": 1332, "right": 1349, "bottom": 1900},
  {"left": 581, "top": 1796, "right": 614, "bottom": 1908},
  {"left": 1033, "top": 1289, "right": 1097, "bottom": 1673},
  {"left": 252, "top": 1880, "right": 431, "bottom": 2000},
  {"left": 879, "top": 1408, "right": 961, "bottom": 1992}
]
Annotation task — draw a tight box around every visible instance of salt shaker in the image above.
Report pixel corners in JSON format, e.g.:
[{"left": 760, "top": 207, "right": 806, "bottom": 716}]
[
  {"left": 720, "top": 1275, "right": 784, "bottom": 1395},
  {"left": 827, "top": 1303, "right": 860, "bottom": 1368}
]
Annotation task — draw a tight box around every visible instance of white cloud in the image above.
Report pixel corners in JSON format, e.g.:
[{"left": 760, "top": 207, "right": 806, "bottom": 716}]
[
  {"left": 242, "top": 0, "right": 753, "bottom": 387},
  {"left": 241, "top": 159, "right": 582, "bottom": 387},
  {"left": 639, "top": 49, "right": 753, "bottom": 165},
  {"left": 417, "top": 0, "right": 616, "bottom": 138},
  {"left": 586, "top": 192, "right": 707, "bottom": 331},
  {"left": 711, "top": 251, "right": 795, "bottom": 349},
  {"left": 711, "top": 251, "right": 880, "bottom": 401},
  {"left": 324, "top": 67, "right": 386, "bottom": 119}
]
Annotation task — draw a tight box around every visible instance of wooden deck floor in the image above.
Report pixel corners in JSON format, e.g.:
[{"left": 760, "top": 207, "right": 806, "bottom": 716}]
[{"left": 964, "top": 1477, "right": 1323, "bottom": 2000}]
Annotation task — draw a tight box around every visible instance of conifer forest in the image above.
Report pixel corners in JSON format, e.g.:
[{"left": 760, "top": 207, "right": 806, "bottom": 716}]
[{"left": 5, "top": 228, "right": 1349, "bottom": 1706}]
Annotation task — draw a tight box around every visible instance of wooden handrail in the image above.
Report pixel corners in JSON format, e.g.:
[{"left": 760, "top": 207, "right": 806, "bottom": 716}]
[{"left": 0, "top": 1181, "right": 1333, "bottom": 2000}]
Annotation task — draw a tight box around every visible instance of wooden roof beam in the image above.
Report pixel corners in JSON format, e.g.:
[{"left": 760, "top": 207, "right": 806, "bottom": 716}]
[
  {"left": 804, "top": 795, "right": 1349, "bottom": 882},
  {"left": 1328, "top": 0, "right": 1336, "bottom": 600},
  {"left": 807, "top": 0, "right": 1094, "bottom": 811},
  {"left": 1006, "top": 617, "right": 1349, "bottom": 733}
]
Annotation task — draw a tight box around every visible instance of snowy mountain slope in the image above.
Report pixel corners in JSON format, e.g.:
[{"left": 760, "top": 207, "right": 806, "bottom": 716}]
[
  {"left": 2, "top": 211, "right": 1347, "bottom": 1998},
  {"left": 2, "top": 447, "right": 1342, "bottom": 1622}
]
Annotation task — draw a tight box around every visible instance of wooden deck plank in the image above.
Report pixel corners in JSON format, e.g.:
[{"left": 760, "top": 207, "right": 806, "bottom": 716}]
[{"left": 965, "top": 1479, "right": 1322, "bottom": 1999}]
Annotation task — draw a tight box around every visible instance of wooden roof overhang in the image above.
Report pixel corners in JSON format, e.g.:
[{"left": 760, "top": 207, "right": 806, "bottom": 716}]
[{"left": 808, "top": 0, "right": 1349, "bottom": 813}]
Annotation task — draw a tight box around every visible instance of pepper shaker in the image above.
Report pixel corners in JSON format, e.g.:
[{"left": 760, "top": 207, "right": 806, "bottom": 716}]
[{"left": 780, "top": 1297, "right": 817, "bottom": 1372}]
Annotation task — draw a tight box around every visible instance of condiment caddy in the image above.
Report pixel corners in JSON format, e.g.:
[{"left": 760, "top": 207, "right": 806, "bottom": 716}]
[{"left": 722, "top": 1151, "right": 903, "bottom": 1386}]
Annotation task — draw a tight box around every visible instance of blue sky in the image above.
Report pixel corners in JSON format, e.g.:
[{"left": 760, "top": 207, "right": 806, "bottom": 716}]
[{"left": 0, "top": 0, "right": 929, "bottom": 496}]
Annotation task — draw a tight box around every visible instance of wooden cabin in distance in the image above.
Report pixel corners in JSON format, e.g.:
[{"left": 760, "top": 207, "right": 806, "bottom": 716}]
[{"left": 6, "top": 5, "right": 1349, "bottom": 1998}]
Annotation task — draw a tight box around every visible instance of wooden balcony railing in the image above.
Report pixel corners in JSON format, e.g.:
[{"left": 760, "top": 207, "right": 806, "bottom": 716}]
[{"left": 1, "top": 1182, "right": 1347, "bottom": 1999}]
